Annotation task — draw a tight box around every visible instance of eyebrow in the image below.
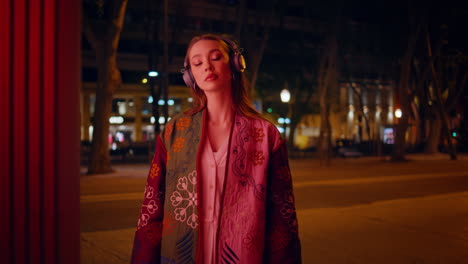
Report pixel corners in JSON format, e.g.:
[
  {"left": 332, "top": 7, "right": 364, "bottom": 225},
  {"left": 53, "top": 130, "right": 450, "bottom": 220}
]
[{"left": 190, "top": 48, "right": 222, "bottom": 61}]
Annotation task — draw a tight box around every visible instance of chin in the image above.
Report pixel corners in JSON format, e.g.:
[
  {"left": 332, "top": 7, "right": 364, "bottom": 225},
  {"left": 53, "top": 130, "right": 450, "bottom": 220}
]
[{"left": 199, "top": 81, "right": 230, "bottom": 92}]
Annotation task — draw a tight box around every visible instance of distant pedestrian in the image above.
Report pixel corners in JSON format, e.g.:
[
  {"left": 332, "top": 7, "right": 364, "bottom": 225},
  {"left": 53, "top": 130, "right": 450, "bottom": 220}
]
[{"left": 131, "top": 34, "right": 301, "bottom": 264}]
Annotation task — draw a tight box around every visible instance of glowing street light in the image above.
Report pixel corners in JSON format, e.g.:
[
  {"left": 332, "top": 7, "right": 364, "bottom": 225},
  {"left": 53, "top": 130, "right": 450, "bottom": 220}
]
[
  {"left": 109, "top": 116, "right": 124, "bottom": 124},
  {"left": 148, "top": 71, "right": 159, "bottom": 77},
  {"left": 280, "top": 88, "right": 291, "bottom": 138},
  {"left": 280, "top": 89, "right": 291, "bottom": 103},
  {"left": 395, "top": 108, "right": 402, "bottom": 119}
]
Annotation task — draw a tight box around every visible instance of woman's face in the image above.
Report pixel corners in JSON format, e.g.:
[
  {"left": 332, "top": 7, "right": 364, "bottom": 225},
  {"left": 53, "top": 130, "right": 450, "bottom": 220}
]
[{"left": 188, "top": 39, "right": 232, "bottom": 93}]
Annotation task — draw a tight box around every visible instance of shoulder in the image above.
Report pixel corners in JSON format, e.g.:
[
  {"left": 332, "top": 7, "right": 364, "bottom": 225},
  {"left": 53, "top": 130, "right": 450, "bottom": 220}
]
[
  {"left": 161, "top": 111, "right": 203, "bottom": 146},
  {"left": 166, "top": 111, "right": 203, "bottom": 129},
  {"left": 166, "top": 112, "right": 193, "bottom": 124},
  {"left": 239, "top": 113, "right": 283, "bottom": 152}
]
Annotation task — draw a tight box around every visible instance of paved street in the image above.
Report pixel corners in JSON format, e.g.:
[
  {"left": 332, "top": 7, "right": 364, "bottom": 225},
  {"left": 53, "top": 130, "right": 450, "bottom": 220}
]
[{"left": 81, "top": 155, "right": 468, "bottom": 263}]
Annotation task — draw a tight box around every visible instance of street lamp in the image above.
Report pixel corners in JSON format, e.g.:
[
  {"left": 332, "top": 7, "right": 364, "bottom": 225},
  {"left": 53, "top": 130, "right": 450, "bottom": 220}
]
[
  {"left": 148, "top": 70, "right": 160, "bottom": 137},
  {"left": 280, "top": 88, "right": 291, "bottom": 138},
  {"left": 395, "top": 108, "right": 402, "bottom": 119},
  {"left": 280, "top": 88, "right": 291, "bottom": 104},
  {"left": 148, "top": 71, "right": 159, "bottom": 77}
]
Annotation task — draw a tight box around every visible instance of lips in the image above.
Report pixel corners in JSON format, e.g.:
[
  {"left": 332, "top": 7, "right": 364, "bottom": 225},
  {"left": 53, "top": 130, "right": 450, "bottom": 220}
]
[{"left": 205, "top": 73, "right": 218, "bottom": 81}]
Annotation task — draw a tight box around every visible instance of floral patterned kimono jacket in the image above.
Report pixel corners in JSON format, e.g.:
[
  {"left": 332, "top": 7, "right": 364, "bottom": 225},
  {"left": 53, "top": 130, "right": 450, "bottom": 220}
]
[{"left": 131, "top": 110, "right": 301, "bottom": 264}]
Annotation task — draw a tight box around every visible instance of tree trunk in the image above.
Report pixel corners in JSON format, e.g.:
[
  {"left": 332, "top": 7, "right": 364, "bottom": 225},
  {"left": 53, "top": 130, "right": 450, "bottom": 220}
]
[
  {"left": 392, "top": 106, "right": 409, "bottom": 161},
  {"left": 318, "top": 32, "right": 337, "bottom": 166},
  {"left": 438, "top": 105, "right": 457, "bottom": 160},
  {"left": 88, "top": 50, "right": 120, "bottom": 174},
  {"left": 288, "top": 122, "right": 296, "bottom": 151},
  {"left": 319, "top": 97, "right": 332, "bottom": 166},
  {"left": 287, "top": 103, "right": 298, "bottom": 150},
  {"left": 364, "top": 114, "right": 373, "bottom": 155},
  {"left": 234, "top": 0, "right": 246, "bottom": 42},
  {"left": 425, "top": 116, "right": 441, "bottom": 154},
  {"left": 425, "top": 31, "right": 457, "bottom": 160},
  {"left": 318, "top": 60, "right": 334, "bottom": 165},
  {"left": 248, "top": 0, "right": 277, "bottom": 99},
  {"left": 391, "top": 23, "right": 420, "bottom": 161},
  {"left": 146, "top": 0, "right": 161, "bottom": 136},
  {"left": 350, "top": 84, "right": 373, "bottom": 154},
  {"left": 162, "top": 0, "right": 169, "bottom": 124},
  {"left": 411, "top": 99, "right": 423, "bottom": 148},
  {"left": 84, "top": 0, "right": 128, "bottom": 174}
]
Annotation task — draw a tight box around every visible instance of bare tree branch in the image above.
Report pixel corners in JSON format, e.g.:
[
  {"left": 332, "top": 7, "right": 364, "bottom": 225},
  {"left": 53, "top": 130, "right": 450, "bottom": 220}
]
[
  {"left": 82, "top": 13, "right": 99, "bottom": 51},
  {"left": 110, "top": 0, "right": 128, "bottom": 49}
]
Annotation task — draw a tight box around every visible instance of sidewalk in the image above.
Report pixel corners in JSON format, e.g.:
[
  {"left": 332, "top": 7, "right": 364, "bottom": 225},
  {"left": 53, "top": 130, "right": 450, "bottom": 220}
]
[
  {"left": 289, "top": 153, "right": 468, "bottom": 182},
  {"left": 82, "top": 192, "right": 468, "bottom": 264},
  {"left": 299, "top": 191, "right": 468, "bottom": 264},
  {"left": 81, "top": 153, "right": 468, "bottom": 264}
]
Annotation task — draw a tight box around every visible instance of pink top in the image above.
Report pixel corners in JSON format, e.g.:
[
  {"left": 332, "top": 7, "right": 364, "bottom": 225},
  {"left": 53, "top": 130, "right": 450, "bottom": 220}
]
[{"left": 200, "top": 137, "right": 228, "bottom": 264}]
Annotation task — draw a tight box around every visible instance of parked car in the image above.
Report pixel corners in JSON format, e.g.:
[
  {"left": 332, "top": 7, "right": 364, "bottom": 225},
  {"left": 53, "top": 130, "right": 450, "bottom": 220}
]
[{"left": 335, "top": 139, "right": 364, "bottom": 158}]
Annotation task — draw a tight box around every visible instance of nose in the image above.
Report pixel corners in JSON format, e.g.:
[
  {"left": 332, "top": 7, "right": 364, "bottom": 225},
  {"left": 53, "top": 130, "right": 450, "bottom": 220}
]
[{"left": 204, "top": 60, "right": 213, "bottom": 71}]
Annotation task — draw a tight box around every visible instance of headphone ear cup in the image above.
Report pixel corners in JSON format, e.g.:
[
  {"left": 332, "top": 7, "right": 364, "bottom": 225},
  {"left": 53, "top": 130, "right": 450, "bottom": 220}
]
[
  {"left": 238, "top": 54, "right": 246, "bottom": 72},
  {"left": 231, "top": 53, "right": 246, "bottom": 72},
  {"left": 221, "top": 37, "right": 246, "bottom": 73},
  {"left": 183, "top": 68, "right": 196, "bottom": 89}
]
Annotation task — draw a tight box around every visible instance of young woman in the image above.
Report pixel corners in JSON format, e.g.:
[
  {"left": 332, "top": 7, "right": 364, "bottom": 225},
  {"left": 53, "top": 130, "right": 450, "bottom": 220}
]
[{"left": 131, "top": 34, "right": 301, "bottom": 264}]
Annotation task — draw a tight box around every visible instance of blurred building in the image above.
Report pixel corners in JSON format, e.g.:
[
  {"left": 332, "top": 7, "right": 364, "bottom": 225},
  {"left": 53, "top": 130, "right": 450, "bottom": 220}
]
[
  {"left": 292, "top": 81, "right": 396, "bottom": 151},
  {"left": 81, "top": 0, "right": 398, "bottom": 148}
]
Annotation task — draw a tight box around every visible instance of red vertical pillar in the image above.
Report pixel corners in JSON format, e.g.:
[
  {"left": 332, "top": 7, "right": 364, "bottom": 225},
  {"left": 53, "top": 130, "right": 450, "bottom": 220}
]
[
  {"left": 43, "top": 0, "right": 58, "bottom": 262},
  {"left": 28, "top": 0, "right": 42, "bottom": 262},
  {"left": 56, "top": 0, "right": 81, "bottom": 262},
  {"left": 12, "top": 1, "right": 27, "bottom": 264},
  {"left": 0, "top": 0, "right": 81, "bottom": 263},
  {"left": 0, "top": 0, "right": 12, "bottom": 263}
]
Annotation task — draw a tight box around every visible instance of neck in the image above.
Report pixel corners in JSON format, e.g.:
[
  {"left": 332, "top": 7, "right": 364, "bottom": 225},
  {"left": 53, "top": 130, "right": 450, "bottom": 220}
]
[{"left": 205, "top": 89, "right": 234, "bottom": 125}]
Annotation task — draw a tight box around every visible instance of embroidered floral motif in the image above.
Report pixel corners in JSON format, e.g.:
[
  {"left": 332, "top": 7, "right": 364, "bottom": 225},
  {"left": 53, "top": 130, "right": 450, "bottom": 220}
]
[
  {"left": 143, "top": 200, "right": 158, "bottom": 214},
  {"left": 138, "top": 187, "right": 163, "bottom": 229},
  {"left": 249, "top": 150, "right": 265, "bottom": 165},
  {"left": 273, "top": 190, "right": 298, "bottom": 233},
  {"left": 176, "top": 117, "right": 191, "bottom": 130},
  {"left": 164, "top": 123, "right": 174, "bottom": 141},
  {"left": 138, "top": 213, "right": 150, "bottom": 229},
  {"left": 278, "top": 165, "right": 292, "bottom": 182},
  {"left": 170, "top": 170, "right": 198, "bottom": 229},
  {"left": 162, "top": 211, "right": 177, "bottom": 237},
  {"left": 280, "top": 202, "right": 296, "bottom": 219},
  {"left": 172, "top": 137, "right": 185, "bottom": 152},
  {"left": 145, "top": 186, "right": 155, "bottom": 199},
  {"left": 250, "top": 127, "right": 265, "bottom": 142},
  {"left": 232, "top": 117, "right": 266, "bottom": 201},
  {"left": 149, "top": 163, "right": 160, "bottom": 179},
  {"left": 243, "top": 231, "right": 262, "bottom": 253}
]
